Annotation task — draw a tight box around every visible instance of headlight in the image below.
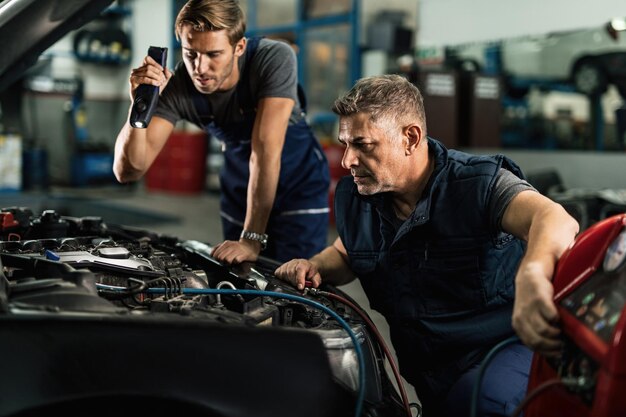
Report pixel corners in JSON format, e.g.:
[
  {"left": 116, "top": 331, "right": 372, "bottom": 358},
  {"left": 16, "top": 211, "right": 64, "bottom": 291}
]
[{"left": 315, "top": 325, "right": 367, "bottom": 392}]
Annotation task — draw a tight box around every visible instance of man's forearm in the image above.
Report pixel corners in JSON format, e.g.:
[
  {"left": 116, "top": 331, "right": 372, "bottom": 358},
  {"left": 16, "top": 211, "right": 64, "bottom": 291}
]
[
  {"left": 114, "top": 110, "right": 175, "bottom": 183},
  {"left": 243, "top": 143, "right": 281, "bottom": 235},
  {"left": 244, "top": 97, "right": 292, "bottom": 236},
  {"left": 511, "top": 201, "right": 579, "bottom": 353},
  {"left": 311, "top": 245, "right": 355, "bottom": 286},
  {"left": 519, "top": 203, "right": 579, "bottom": 277},
  {"left": 113, "top": 108, "right": 150, "bottom": 183}
]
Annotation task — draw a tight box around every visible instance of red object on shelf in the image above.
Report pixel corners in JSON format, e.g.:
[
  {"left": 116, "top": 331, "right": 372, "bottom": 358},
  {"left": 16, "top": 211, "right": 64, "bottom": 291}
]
[
  {"left": 323, "top": 143, "right": 349, "bottom": 179},
  {"left": 322, "top": 143, "right": 350, "bottom": 224},
  {"left": 145, "top": 131, "right": 208, "bottom": 194}
]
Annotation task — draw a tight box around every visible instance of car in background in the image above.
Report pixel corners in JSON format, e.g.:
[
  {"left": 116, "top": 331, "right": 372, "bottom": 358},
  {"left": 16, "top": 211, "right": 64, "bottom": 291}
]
[
  {"left": 444, "top": 17, "right": 626, "bottom": 99},
  {"left": 0, "top": 1, "right": 412, "bottom": 416}
]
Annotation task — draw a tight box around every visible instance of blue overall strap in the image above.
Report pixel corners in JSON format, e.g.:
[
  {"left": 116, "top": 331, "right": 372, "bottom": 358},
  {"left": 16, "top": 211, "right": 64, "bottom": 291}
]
[
  {"left": 236, "top": 36, "right": 262, "bottom": 113},
  {"left": 297, "top": 83, "right": 307, "bottom": 114}
]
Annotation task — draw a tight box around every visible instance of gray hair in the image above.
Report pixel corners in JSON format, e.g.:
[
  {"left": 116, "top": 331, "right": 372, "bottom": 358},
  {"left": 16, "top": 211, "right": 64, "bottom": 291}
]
[{"left": 332, "top": 74, "right": 427, "bottom": 136}]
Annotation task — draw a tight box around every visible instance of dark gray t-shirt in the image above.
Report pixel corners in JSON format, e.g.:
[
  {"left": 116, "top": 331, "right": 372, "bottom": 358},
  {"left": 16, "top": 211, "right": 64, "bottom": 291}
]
[
  {"left": 488, "top": 168, "right": 537, "bottom": 232},
  {"left": 388, "top": 167, "right": 536, "bottom": 234},
  {"left": 154, "top": 38, "right": 303, "bottom": 128}
]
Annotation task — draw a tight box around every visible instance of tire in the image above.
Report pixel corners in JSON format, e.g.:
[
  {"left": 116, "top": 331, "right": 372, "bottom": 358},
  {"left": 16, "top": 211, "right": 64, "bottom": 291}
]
[{"left": 572, "top": 58, "right": 608, "bottom": 97}]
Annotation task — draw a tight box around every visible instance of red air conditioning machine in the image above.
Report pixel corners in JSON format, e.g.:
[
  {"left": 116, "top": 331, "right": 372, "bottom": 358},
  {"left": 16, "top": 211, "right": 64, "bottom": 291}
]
[{"left": 526, "top": 213, "right": 626, "bottom": 417}]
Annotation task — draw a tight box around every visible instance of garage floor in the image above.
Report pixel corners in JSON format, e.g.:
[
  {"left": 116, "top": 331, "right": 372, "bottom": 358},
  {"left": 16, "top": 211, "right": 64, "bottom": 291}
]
[{"left": 4, "top": 184, "right": 419, "bottom": 406}]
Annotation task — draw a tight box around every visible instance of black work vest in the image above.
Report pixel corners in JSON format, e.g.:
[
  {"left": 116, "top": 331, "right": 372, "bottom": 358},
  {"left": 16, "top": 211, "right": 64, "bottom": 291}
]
[{"left": 335, "top": 138, "right": 526, "bottom": 400}]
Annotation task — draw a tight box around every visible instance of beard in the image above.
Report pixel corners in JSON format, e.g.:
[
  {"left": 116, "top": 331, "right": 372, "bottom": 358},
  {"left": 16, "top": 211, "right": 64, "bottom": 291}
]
[
  {"left": 353, "top": 173, "right": 384, "bottom": 195},
  {"left": 189, "top": 55, "right": 236, "bottom": 94}
]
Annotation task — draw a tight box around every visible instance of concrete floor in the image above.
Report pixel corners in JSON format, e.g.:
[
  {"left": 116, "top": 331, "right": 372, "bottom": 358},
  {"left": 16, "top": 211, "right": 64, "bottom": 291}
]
[{"left": 4, "top": 184, "right": 419, "bottom": 407}]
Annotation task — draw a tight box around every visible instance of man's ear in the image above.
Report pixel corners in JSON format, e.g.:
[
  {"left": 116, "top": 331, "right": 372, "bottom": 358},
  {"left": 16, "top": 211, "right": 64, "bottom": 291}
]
[
  {"left": 234, "top": 37, "right": 246, "bottom": 57},
  {"left": 404, "top": 124, "right": 423, "bottom": 155}
]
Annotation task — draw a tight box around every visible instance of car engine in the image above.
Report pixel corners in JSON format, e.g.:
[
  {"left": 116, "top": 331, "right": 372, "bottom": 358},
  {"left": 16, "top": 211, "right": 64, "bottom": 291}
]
[{"left": 0, "top": 207, "right": 410, "bottom": 417}]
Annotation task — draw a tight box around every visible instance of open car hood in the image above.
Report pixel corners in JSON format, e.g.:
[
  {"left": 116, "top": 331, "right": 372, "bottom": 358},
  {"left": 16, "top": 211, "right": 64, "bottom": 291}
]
[
  {"left": 0, "top": 0, "right": 114, "bottom": 92},
  {"left": 0, "top": 207, "right": 408, "bottom": 417}
]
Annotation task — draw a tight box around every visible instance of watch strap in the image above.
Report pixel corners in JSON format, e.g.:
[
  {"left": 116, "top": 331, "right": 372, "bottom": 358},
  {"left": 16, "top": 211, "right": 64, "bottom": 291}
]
[{"left": 240, "top": 230, "right": 268, "bottom": 250}]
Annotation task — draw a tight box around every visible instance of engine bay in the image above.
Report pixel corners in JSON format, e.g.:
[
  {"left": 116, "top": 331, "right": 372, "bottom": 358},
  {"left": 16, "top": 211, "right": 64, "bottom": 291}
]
[
  {"left": 1, "top": 207, "right": 337, "bottom": 326},
  {"left": 0, "top": 206, "right": 408, "bottom": 417}
]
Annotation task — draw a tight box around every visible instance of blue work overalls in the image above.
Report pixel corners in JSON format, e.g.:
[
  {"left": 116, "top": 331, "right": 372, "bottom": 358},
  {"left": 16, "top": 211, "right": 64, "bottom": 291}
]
[{"left": 192, "top": 38, "right": 330, "bottom": 262}]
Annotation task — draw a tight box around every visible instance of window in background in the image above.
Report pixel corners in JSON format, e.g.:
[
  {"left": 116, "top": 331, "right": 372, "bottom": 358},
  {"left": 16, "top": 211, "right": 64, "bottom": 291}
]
[
  {"left": 303, "top": 24, "right": 350, "bottom": 117},
  {"left": 245, "top": 0, "right": 359, "bottom": 133},
  {"left": 253, "top": 0, "right": 296, "bottom": 27},
  {"left": 303, "top": 0, "right": 351, "bottom": 19}
]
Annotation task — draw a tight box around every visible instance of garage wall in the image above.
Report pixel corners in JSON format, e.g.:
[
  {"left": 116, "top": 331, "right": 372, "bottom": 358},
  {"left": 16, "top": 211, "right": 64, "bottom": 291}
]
[
  {"left": 466, "top": 148, "right": 626, "bottom": 190},
  {"left": 129, "top": 0, "right": 172, "bottom": 68}
]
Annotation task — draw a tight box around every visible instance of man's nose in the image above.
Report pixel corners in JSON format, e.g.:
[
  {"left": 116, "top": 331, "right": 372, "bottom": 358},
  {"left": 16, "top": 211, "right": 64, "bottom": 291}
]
[
  {"left": 196, "top": 55, "right": 210, "bottom": 73},
  {"left": 341, "top": 146, "right": 357, "bottom": 170}
]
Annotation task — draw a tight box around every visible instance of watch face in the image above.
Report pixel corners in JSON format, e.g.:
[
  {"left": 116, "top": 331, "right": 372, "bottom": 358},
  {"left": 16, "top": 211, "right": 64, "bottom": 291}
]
[{"left": 604, "top": 229, "right": 626, "bottom": 272}]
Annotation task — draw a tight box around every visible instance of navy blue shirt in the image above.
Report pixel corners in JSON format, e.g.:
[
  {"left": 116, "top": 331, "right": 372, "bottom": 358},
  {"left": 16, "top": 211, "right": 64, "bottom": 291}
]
[{"left": 334, "top": 138, "right": 527, "bottom": 401}]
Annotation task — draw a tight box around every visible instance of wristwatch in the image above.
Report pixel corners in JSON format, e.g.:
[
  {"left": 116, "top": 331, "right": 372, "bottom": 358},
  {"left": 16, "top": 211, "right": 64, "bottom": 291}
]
[{"left": 240, "top": 230, "right": 268, "bottom": 250}]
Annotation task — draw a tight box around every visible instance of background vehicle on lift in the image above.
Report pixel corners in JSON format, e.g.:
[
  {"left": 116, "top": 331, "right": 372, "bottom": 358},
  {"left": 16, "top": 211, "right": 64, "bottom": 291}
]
[{"left": 445, "top": 17, "right": 626, "bottom": 99}]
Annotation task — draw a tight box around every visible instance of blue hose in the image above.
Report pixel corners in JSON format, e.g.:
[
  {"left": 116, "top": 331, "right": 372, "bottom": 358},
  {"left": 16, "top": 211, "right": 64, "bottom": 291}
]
[{"left": 145, "top": 287, "right": 367, "bottom": 417}]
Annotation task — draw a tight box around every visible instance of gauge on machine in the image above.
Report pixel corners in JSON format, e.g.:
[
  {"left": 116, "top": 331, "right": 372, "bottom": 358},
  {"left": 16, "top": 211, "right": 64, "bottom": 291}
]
[{"left": 603, "top": 229, "right": 626, "bottom": 272}]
